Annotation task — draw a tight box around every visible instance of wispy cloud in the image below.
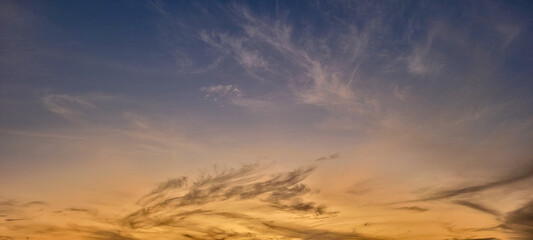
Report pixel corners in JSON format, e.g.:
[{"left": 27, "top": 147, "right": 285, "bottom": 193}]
[
  {"left": 0, "top": 199, "right": 47, "bottom": 219},
  {"left": 200, "top": 84, "right": 242, "bottom": 102},
  {"left": 200, "top": 83, "right": 282, "bottom": 112},
  {"left": 418, "top": 166, "right": 533, "bottom": 201},
  {"left": 453, "top": 200, "right": 500, "bottom": 216},
  {"left": 2, "top": 163, "right": 379, "bottom": 239},
  {"left": 178, "top": 3, "right": 379, "bottom": 125},
  {"left": 453, "top": 238, "right": 500, "bottom": 240},
  {"left": 502, "top": 200, "right": 533, "bottom": 240},
  {"left": 119, "top": 163, "right": 375, "bottom": 239},
  {"left": 315, "top": 152, "right": 340, "bottom": 162},
  {"left": 42, "top": 94, "right": 97, "bottom": 121},
  {"left": 395, "top": 206, "right": 428, "bottom": 212},
  {"left": 124, "top": 164, "right": 333, "bottom": 231},
  {"left": 36, "top": 92, "right": 204, "bottom": 153},
  {"left": 158, "top": 1, "right": 533, "bottom": 136}
]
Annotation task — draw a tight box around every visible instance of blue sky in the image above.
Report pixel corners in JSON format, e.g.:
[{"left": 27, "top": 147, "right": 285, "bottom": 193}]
[{"left": 1, "top": 1, "right": 533, "bottom": 239}]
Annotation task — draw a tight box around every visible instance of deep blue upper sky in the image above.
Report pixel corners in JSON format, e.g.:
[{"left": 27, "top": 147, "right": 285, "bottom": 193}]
[{"left": 1, "top": 0, "right": 532, "bottom": 143}]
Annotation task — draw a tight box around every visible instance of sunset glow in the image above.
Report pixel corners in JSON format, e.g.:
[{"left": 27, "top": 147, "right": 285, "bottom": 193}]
[{"left": 1, "top": 1, "right": 533, "bottom": 240}]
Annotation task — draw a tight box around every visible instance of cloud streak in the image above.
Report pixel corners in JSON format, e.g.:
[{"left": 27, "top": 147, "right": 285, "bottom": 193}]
[
  {"left": 4, "top": 164, "right": 365, "bottom": 240},
  {"left": 117, "top": 163, "right": 379, "bottom": 239},
  {"left": 503, "top": 200, "right": 533, "bottom": 240},
  {"left": 419, "top": 166, "right": 533, "bottom": 201},
  {"left": 315, "top": 152, "right": 341, "bottom": 162},
  {"left": 453, "top": 200, "right": 500, "bottom": 216}
]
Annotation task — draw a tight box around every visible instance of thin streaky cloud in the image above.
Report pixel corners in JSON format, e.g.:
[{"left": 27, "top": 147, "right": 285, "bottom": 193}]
[
  {"left": 453, "top": 200, "right": 500, "bottom": 216},
  {"left": 419, "top": 166, "right": 533, "bottom": 201}
]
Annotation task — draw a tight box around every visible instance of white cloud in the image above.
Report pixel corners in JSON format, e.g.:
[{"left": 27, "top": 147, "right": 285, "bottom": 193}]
[
  {"left": 393, "top": 86, "right": 408, "bottom": 100},
  {"left": 42, "top": 94, "right": 97, "bottom": 121},
  {"left": 496, "top": 23, "right": 521, "bottom": 48},
  {"left": 200, "top": 84, "right": 242, "bottom": 101},
  {"left": 197, "top": 5, "right": 374, "bottom": 121},
  {"left": 406, "top": 28, "right": 443, "bottom": 76},
  {"left": 294, "top": 63, "right": 356, "bottom": 107},
  {"left": 166, "top": 2, "right": 530, "bottom": 134},
  {"left": 40, "top": 92, "right": 203, "bottom": 153}
]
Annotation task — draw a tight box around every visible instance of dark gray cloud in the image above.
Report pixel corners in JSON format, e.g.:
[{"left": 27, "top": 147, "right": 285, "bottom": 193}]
[
  {"left": 65, "top": 208, "right": 91, "bottom": 212},
  {"left": 0, "top": 200, "right": 46, "bottom": 207},
  {"left": 137, "top": 163, "right": 263, "bottom": 206},
  {"left": 161, "top": 210, "right": 373, "bottom": 240},
  {"left": 5, "top": 218, "right": 26, "bottom": 222},
  {"left": 419, "top": 166, "right": 533, "bottom": 201},
  {"left": 88, "top": 230, "right": 138, "bottom": 240},
  {"left": 261, "top": 222, "right": 377, "bottom": 240},
  {"left": 315, "top": 153, "right": 340, "bottom": 162},
  {"left": 130, "top": 164, "right": 318, "bottom": 213},
  {"left": 7, "top": 222, "right": 139, "bottom": 240},
  {"left": 118, "top": 164, "right": 379, "bottom": 239},
  {"left": 452, "top": 238, "right": 499, "bottom": 240},
  {"left": 124, "top": 164, "right": 328, "bottom": 228},
  {"left": 0, "top": 199, "right": 47, "bottom": 219},
  {"left": 270, "top": 197, "right": 331, "bottom": 215},
  {"left": 502, "top": 200, "right": 533, "bottom": 240},
  {"left": 182, "top": 229, "right": 257, "bottom": 240},
  {"left": 140, "top": 176, "right": 188, "bottom": 204},
  {"left": 0, "top": 200, "right": 16, "bottom": 205},
  {"left": 61, "top": 207, "right": 99, "bottom": 217},
  {"left": 395, "top": 206, "right": 428, "bottom": 212},
  {"left": 23, "top": 201, "right": 46, "bottom": 206},
  {"left": 453, "top": 200, "right": 500, "bottom": 216},
  {"left": 0, "top": 200, "right": 17, "bottom": 216}
]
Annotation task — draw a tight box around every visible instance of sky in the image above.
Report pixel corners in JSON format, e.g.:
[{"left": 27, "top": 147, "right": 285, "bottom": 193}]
[{"left": 1, "top": 0, "right": 533, "bottom": 239}]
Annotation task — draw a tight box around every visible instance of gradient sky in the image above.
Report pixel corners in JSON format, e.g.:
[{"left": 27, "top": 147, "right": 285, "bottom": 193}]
[{"left": 1, "top": 1, "right": 533, "bottom": 240}]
